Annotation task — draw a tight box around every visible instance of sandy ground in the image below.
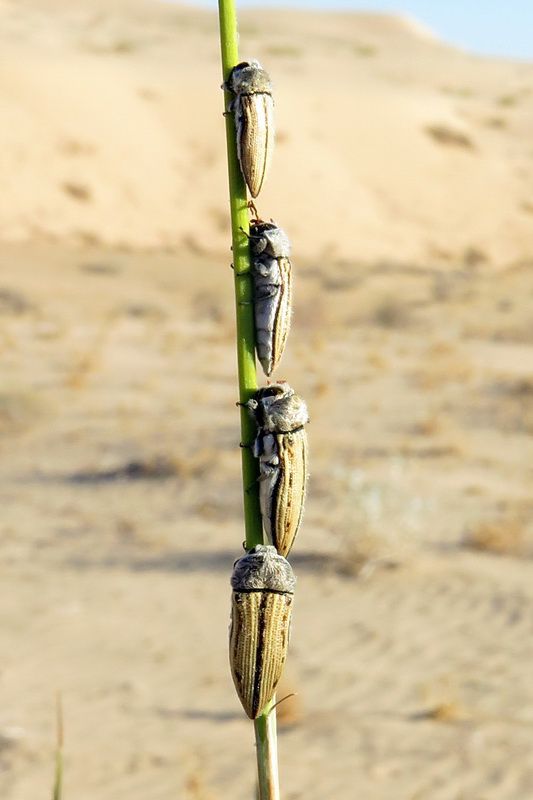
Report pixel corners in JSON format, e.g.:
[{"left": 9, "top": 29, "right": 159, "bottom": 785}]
[
  {"left": 1, "top": 0, "right": 533, "bottom": 264},
  {"left": 1, "top": 2, "right": 533, "bottom": 799}
]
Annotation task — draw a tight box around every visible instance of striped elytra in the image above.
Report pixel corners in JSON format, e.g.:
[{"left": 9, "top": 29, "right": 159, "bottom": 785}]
[
  {"left": 247, "top": 384, "right": 309, "bottom": 558},
  {"left": 229, "top": 546, "right": 295, "bottom": 719},
  {"left": 237, "top": 92, "right": 274, "bottom": 198},
  {"left": 225, "top": 61, "right": 274, "bottom": 198},
  {"left": 258, "top": 428, "right": 307, "bottom": 557},
  {"left": 250, "top": 221, "right": 292, "bottom": 377}
]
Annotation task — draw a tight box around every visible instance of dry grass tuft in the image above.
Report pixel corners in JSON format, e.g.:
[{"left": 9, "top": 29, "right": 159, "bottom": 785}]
[
  {"left": 336, "top": 532, "right": 399, "bottom": 579},
  {"left": 484, "top": 116, "right": 507, "bottom": 129},
  {"left": 62, "top": 182, "right": 92, "bottom": 202},
  {"left": 411, "top": 415, "right": 443, "bottom": 437},
  {"left": 425, "top": 124, "right": 475, "bottom": 150},
  {"left": 66, "top": 315, "right": 117, "bottom": 389},
  {"left": 462, "top": 246, "right": 487, "bottom": 267},
  {"left": 463, "top": 518, "right": 527, "bottom": 557},
  {"left": 264, "top": 44, "right": 302, "bottom": 58},
  {"left": 67, "top": 455, "right": 186, "bottom": 484},
  {"left": 370, "top": 296, "right": 412, "bottom": 329},
  {"left": 440, "top": 85, "right": 474, "bottom": 98},
  {"left": 0, "top": 391, "right": 45, "bottom": 434},
  {"left": 0, "top": 288, "right": 33, "bottom": 315},
  {"left": 497, "top": 93, "right": 519, "bottom": 108},
  {"left": 352, "top": 43, "right": 377, "bottom": 57},
  {"left": 80, "top": 262, "right": 121, "bottom": 276},
  {"left": 417, "top": 678, "right": 469, "bottom": 724},
  {"left": 366, "top": 350, "right": 388, "bottom": 370},
  {"left": 413, "top": 343, "right": 473, "bottom": 389},
  {"left": 322, "top": 468, "right": 425, "bottom": 578},
  {"left": 184, "top": 769, "right": 214, "bottom": 800},
  {"left": 491, "top": 377, "right": 533, "bottom": 398},
  {"left": 418, "top": 701, "right": 465, "bottom": 723}
]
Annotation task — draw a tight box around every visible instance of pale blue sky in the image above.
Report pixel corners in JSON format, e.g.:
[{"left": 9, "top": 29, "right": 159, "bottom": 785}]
[{"left": 176, "top": 1, "right": 533, "bottom": 60}]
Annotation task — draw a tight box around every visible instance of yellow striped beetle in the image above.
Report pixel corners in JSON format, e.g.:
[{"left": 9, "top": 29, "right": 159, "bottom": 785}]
[
  {"left": 246, "top": 382, "right": 309, "bottom": 557},
  {"left": 224, "top": 60, "right": 274, "bottom": 198},
  {"left": 230, "top": 545, "right": 295, "bottom": 719}
]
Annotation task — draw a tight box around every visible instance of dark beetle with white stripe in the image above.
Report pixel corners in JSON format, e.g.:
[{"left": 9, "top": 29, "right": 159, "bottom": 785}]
[
  {"left": 250, "top": 220, "right": 292, "bottom": 377},
  {"left": 224, "top": 60, "right": 274, "bottom": 198},
  {"left": 247, "top": 382, "right": 309, "bottom": 558},
  {"left": 230, "top": 545, "right": 295, "bottom": 719}
]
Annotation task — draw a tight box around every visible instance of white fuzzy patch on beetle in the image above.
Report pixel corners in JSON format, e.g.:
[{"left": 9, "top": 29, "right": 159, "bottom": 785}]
[
  {"left": 247, "top": 384, "right": 309, "bottom": 557},
  {"left": 229, "top": 546, "right": 295, "bottom": 719},
  {"left": 250, "top": 221, "right": 292, "bottom": 377}
]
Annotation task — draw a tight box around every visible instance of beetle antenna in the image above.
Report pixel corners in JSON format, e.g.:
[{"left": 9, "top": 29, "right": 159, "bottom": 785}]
[{"left": 268, "top": 694, "right": 298, "bottom": 716}]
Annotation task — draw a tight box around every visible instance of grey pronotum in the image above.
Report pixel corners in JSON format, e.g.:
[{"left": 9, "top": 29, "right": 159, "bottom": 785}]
[
  {"left": 224, "top": 60, "right": 274, "bottom": 198},
  {"left": 250, "top": 220, "right": 292, "bottom": 377},
  {"left": 246, "top": 382, "right": 309, "bottom": 557},
  {"left": 230, "top": 545, "right": 296, "bottom": 719}
]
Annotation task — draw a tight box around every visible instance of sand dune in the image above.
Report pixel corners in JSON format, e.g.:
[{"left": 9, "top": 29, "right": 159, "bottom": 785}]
[
  {"left": 1, "top": 3, "right": 533, "bottom": 800},
  {"left": 0, "top": 0, "right": 532, "bottom": 263}
]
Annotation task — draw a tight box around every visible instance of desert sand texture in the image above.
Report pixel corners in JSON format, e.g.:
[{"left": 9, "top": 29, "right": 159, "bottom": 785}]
[
  {"left": 1, "top": 0, "right": 533, "bottom": 263},
  {"left": 1, "top": 1, "right": 533, "bottom": 799}
]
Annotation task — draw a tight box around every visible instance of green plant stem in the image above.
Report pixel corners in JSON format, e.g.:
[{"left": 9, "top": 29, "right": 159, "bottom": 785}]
[
  {"left": 52, "top": 694, "right": 63, "bottom": 800},
  {"left": 217, "top": 3, "right": 280, "bottom": 800},
  {"left": 218, "top": 0, "right": 262, "bottom": 550},
  {"left": 52, "top": 750, "right": 63, "bottom": 800},
  {"left": 254, "top": 699, "right": 279, "bottom": 800}
]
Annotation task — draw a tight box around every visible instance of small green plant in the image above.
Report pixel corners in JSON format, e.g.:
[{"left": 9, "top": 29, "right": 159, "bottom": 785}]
[
  {"left": 352, "top": 42, "right": 377, "bottom": 57},
  {"left": 52, "top": 694, "right": 63, "bottom": 800},
  {"left": 497, "top": 93, "right": 519, "bottom": 108}
]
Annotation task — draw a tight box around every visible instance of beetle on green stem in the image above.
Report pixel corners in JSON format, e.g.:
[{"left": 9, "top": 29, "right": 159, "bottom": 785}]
[
  {"left": 223, "top": 60, "right": 275, "bottom": 198},
  {"left": 230, "top": 545, "right": 295, "bottom": 719},
  {"left": 247, "top": 382, "right": 309, "bottom": 557}
]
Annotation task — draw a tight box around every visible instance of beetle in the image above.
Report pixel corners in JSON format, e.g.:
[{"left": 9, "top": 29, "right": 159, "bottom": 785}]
[
  {"left": 246, "top": 382, "right": 309, "bottom": 557},
  {"left": 230, "top": 545, "right": 295, "bottom": 719},
  {"left": 224, "top": 60, "right": 274, "bottom": 198},
  {"left": 249, "top": 220, "right": 292, "bottom": 377}
]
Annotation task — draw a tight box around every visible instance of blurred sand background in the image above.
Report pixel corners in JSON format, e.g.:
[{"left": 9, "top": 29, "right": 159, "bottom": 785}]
[{"left": 1, "top": 1, "right": 533, "bottom": 798}]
